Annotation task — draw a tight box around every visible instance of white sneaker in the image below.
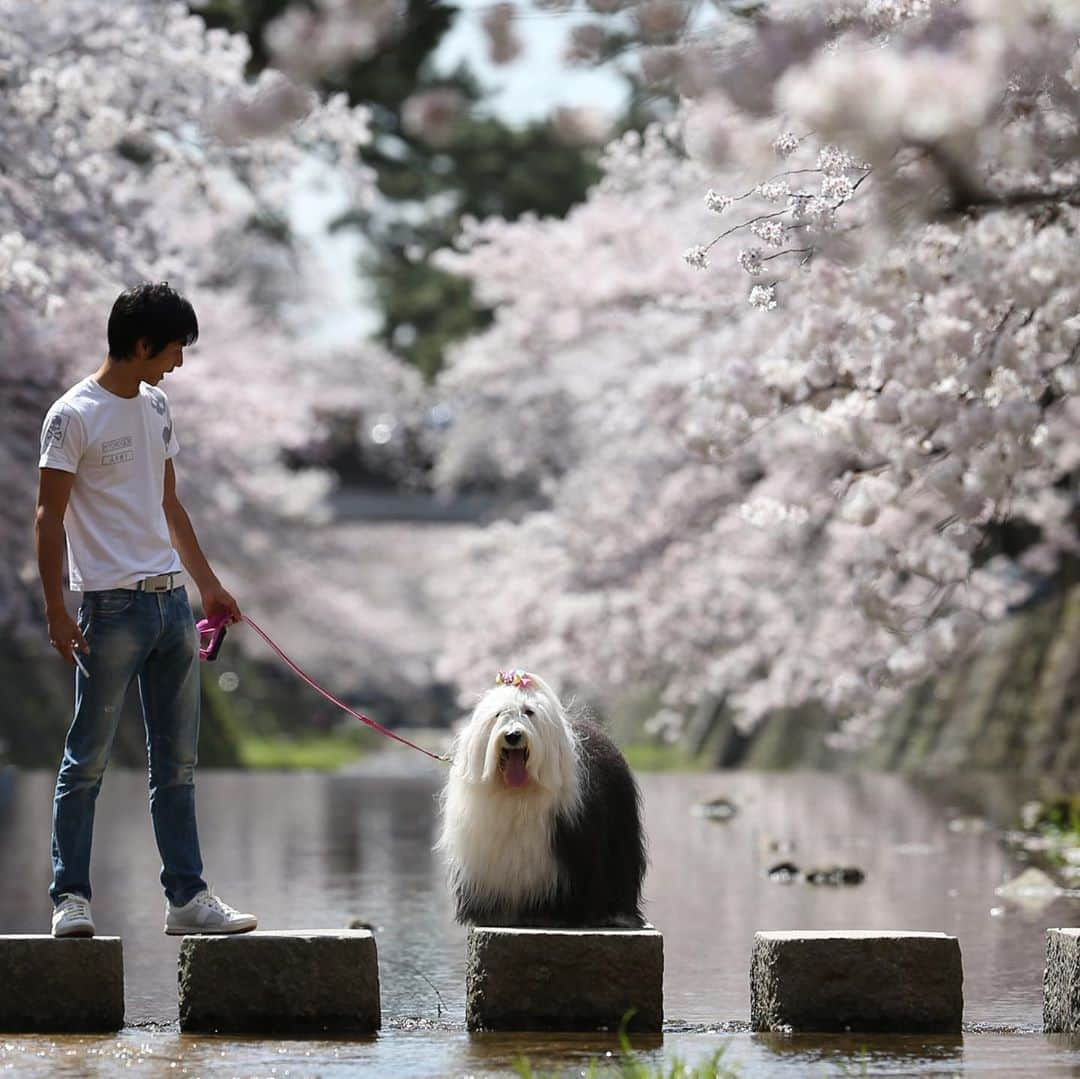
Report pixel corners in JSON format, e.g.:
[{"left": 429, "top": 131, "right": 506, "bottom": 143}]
[
  {"left": 52, "top": 893, "right": 95, "bottom": 938},
  {"left": 164, "top": 889, "right": 257, "bottom": 935}
]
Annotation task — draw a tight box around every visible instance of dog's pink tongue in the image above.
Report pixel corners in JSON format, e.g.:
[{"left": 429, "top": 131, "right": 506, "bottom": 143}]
[{"left": 502, "top": 749, "right": 529, "bottom": 788}]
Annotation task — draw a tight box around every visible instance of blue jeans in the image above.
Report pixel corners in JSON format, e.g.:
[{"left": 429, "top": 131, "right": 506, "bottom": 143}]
[{"left": 50, "top": 586, "right": 207, "bottom": 907}]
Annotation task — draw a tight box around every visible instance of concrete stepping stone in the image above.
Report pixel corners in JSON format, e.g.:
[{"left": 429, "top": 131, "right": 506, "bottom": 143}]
[
  {"left": 1044, "top": 928, "right": 1080, "bottom": 1033},
  {"left": 177, "top": 930, "right": 380, "bottom": 1033},
  {"left": 466, "top": 926, "right": 663, "bottom": 1032},
  {"left": 750, "top": 930, "right": 963, "bottom": 1033},
  {"left": 0, "top": 935, "right": 123, "bottom": 1032}
]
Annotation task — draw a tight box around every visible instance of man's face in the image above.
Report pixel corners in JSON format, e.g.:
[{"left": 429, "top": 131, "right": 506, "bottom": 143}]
[{"left": 136, "top": 340, "right": 185, "bottom": 386}]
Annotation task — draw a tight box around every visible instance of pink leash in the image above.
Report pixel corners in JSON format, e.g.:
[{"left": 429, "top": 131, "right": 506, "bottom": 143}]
[{"left": 197, "top": 613, "right": 450, "bottom": 765}]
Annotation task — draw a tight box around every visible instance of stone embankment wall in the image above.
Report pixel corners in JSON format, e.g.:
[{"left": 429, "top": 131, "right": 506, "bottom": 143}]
[{"left": 695, "top": 577, "right": 1080, "bottom": 773}]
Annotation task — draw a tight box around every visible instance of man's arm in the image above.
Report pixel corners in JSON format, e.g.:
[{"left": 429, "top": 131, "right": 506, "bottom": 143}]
[
  {"left": 35, "top": 468, "right": 89, "bottom": 664},
  {"left": 163, "top": 459, "right": 242, "bottom": 624}
]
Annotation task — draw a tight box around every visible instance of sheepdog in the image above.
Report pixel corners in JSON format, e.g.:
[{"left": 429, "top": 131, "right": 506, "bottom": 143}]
[{"left": 437, "top": 669, "right": 646, "bottom": 928}]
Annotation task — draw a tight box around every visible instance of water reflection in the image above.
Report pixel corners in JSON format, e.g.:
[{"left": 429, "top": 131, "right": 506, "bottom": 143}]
[
  {"left": 1, "top": 766, "right": 1079, "bottom": 1074},
  {"left": 5, "top": 1028, "right": 1080, "bottom": 1078},
  {"left": 751, "top": 1031, "right": 964, "bottom": 1066}
]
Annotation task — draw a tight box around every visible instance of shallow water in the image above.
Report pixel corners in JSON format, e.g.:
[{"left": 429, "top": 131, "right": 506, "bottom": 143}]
[{"left": 2, "top": 765, "right": 1079, "bottom": 1075}]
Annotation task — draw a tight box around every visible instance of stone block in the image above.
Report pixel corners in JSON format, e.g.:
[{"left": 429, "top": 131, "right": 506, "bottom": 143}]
[
  {"left": 177, "top": 930, "right": 380, "bottom": 1033},
  {"left": 0, "top": 935, "right": 123, "bottom": 1032},
  {"left": 750, "top": 930, "right": 962, "bottom": 1033},
  {"left": 1044, "top": 928, "right": 1080, "bottom": 1033},
  {"left": 466, "top": 926, "right": 663, "bottom": 1032}
]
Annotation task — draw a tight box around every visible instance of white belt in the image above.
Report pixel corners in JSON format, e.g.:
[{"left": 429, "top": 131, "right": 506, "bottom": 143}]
[{"left": 135, "top": 573, "right": 180, "bottom": 593}]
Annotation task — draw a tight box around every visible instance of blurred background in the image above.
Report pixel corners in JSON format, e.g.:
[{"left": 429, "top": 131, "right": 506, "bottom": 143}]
[{"left": 2, "top": 0, "right": 1076, "bottom": 781}]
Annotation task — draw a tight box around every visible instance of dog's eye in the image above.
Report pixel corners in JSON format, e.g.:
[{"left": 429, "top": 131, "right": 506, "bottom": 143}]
[{"left": 522, "top": 707, "right": 534, "bottom": 718}]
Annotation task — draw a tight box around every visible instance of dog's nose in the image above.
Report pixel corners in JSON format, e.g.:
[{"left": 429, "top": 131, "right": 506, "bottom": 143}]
[{"left": 503, "top": 730, "right": 523, "bottom": 747}]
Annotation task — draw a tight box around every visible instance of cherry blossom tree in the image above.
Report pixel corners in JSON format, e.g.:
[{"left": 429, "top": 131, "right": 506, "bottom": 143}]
[
  {"left": 432, "top": 0, "right": 1079, "bottom": 743},
  {"left": 0, "top": 0, "right": 435, "bottom": 688}
]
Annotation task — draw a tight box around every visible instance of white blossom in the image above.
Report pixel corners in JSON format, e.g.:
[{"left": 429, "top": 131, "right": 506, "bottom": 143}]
[
  {"left": 552, "top": 106, "right": 613, "bottom": 147},
  {"left": 817, "top": 145, "right": 858, "bottom": 176},
  {"left": 756, "top": 179, "right": 791, "bottom": 203},
  {"left": 739, "top": 497, "right": 809, "bottom": 528},
  {"left": 748, "top": 282, "right": 778, "bottom": 309},
  {"left": 738, "top": 248, "right": 764, "bottom": 275},
  {"left": 773, "top": 130, "right": 800, "bottom": 157},
  {"left": 401, "top": 88, "right": 466, "bottom": 147},
  {"left": 683, "top": 244, "right": 710, "bottom": 269},
  {"left": 749, "top": 219, "right": 785, "bottom": 247},
  {"left": 821, "top": 173, "right": 855, "bottom": 203},
  {"left": 705, "top": 189, "right": 734, "bottom": 213}
]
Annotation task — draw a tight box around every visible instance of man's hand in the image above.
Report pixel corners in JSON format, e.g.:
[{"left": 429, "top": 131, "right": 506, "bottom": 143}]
[
  {"left": 46, "top": 605, "right": 89, "bottom": 666},
  {"left": 200, "top": 582, "right": 242, "bottom": 626}
]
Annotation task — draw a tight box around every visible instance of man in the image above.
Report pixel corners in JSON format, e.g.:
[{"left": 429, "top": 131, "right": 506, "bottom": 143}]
[{"left": 36, "top": 282, "right": 257, "bottom": 938}]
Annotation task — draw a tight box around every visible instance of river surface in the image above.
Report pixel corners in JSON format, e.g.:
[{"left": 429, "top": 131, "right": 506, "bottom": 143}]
[{"left": 1, "top": 765, "right": 1079, "bottom": 1076}]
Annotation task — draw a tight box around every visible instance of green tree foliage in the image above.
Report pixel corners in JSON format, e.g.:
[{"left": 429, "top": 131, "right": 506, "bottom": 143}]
[{"left": 197, "top": 0, "right": 604, "bottom": 377}]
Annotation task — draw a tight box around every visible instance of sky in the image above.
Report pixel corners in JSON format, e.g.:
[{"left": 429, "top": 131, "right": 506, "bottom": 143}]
[{"left": 433, "top": 1, "right": 630, "bottom": 123}]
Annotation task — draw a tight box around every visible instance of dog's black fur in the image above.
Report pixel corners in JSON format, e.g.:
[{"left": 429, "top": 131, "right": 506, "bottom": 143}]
[{"left": 454, "top": 718, "right": 647, "bottom": 928}]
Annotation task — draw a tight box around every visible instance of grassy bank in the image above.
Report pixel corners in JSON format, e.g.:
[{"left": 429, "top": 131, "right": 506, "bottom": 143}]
[
  {"left": 237, "top": 732, "right": 368, "bottom": 771},
  {"left": 235, "top": 729, "right": 700, "bottom": 774},
  {"left": 622, "top": 742, "right": 708, "bottom": 772}
]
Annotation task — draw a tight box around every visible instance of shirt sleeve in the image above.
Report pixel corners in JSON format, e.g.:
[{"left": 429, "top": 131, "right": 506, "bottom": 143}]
[
  {"left": 163, "top": 398, "right": 180, "bottom": 460},
  {"left": 39, "top": 403, "right": 86, "bottom": 473}
]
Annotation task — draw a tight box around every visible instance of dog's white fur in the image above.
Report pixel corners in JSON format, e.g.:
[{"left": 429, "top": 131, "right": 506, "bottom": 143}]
[{"left": 436, "top": 673, "right": 582, "bottom": 914}]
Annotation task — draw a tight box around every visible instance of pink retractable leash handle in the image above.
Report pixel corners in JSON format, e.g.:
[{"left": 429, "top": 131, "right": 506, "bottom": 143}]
[{"left": 196, "top": 611, "right": 229, "bottom": 661}]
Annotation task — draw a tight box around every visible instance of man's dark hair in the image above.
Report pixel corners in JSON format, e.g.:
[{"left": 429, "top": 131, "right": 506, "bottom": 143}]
[{"left": 107, "top": 282, "right": 199, "bottom": 361}]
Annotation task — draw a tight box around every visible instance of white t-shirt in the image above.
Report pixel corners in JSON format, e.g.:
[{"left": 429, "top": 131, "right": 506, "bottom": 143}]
[{"left": 39, "top": 376, "right": 183, "bottom": 592}]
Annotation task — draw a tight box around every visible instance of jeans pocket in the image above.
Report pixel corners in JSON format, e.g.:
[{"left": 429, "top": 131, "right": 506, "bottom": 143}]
[{"left": 89, "top": 589, "right": 135, "bottom": 616}]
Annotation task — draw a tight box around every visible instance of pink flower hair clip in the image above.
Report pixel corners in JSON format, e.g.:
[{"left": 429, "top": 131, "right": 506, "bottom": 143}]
[{"left": 495, "top": 669, "right": 533, "bottom": 690}]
